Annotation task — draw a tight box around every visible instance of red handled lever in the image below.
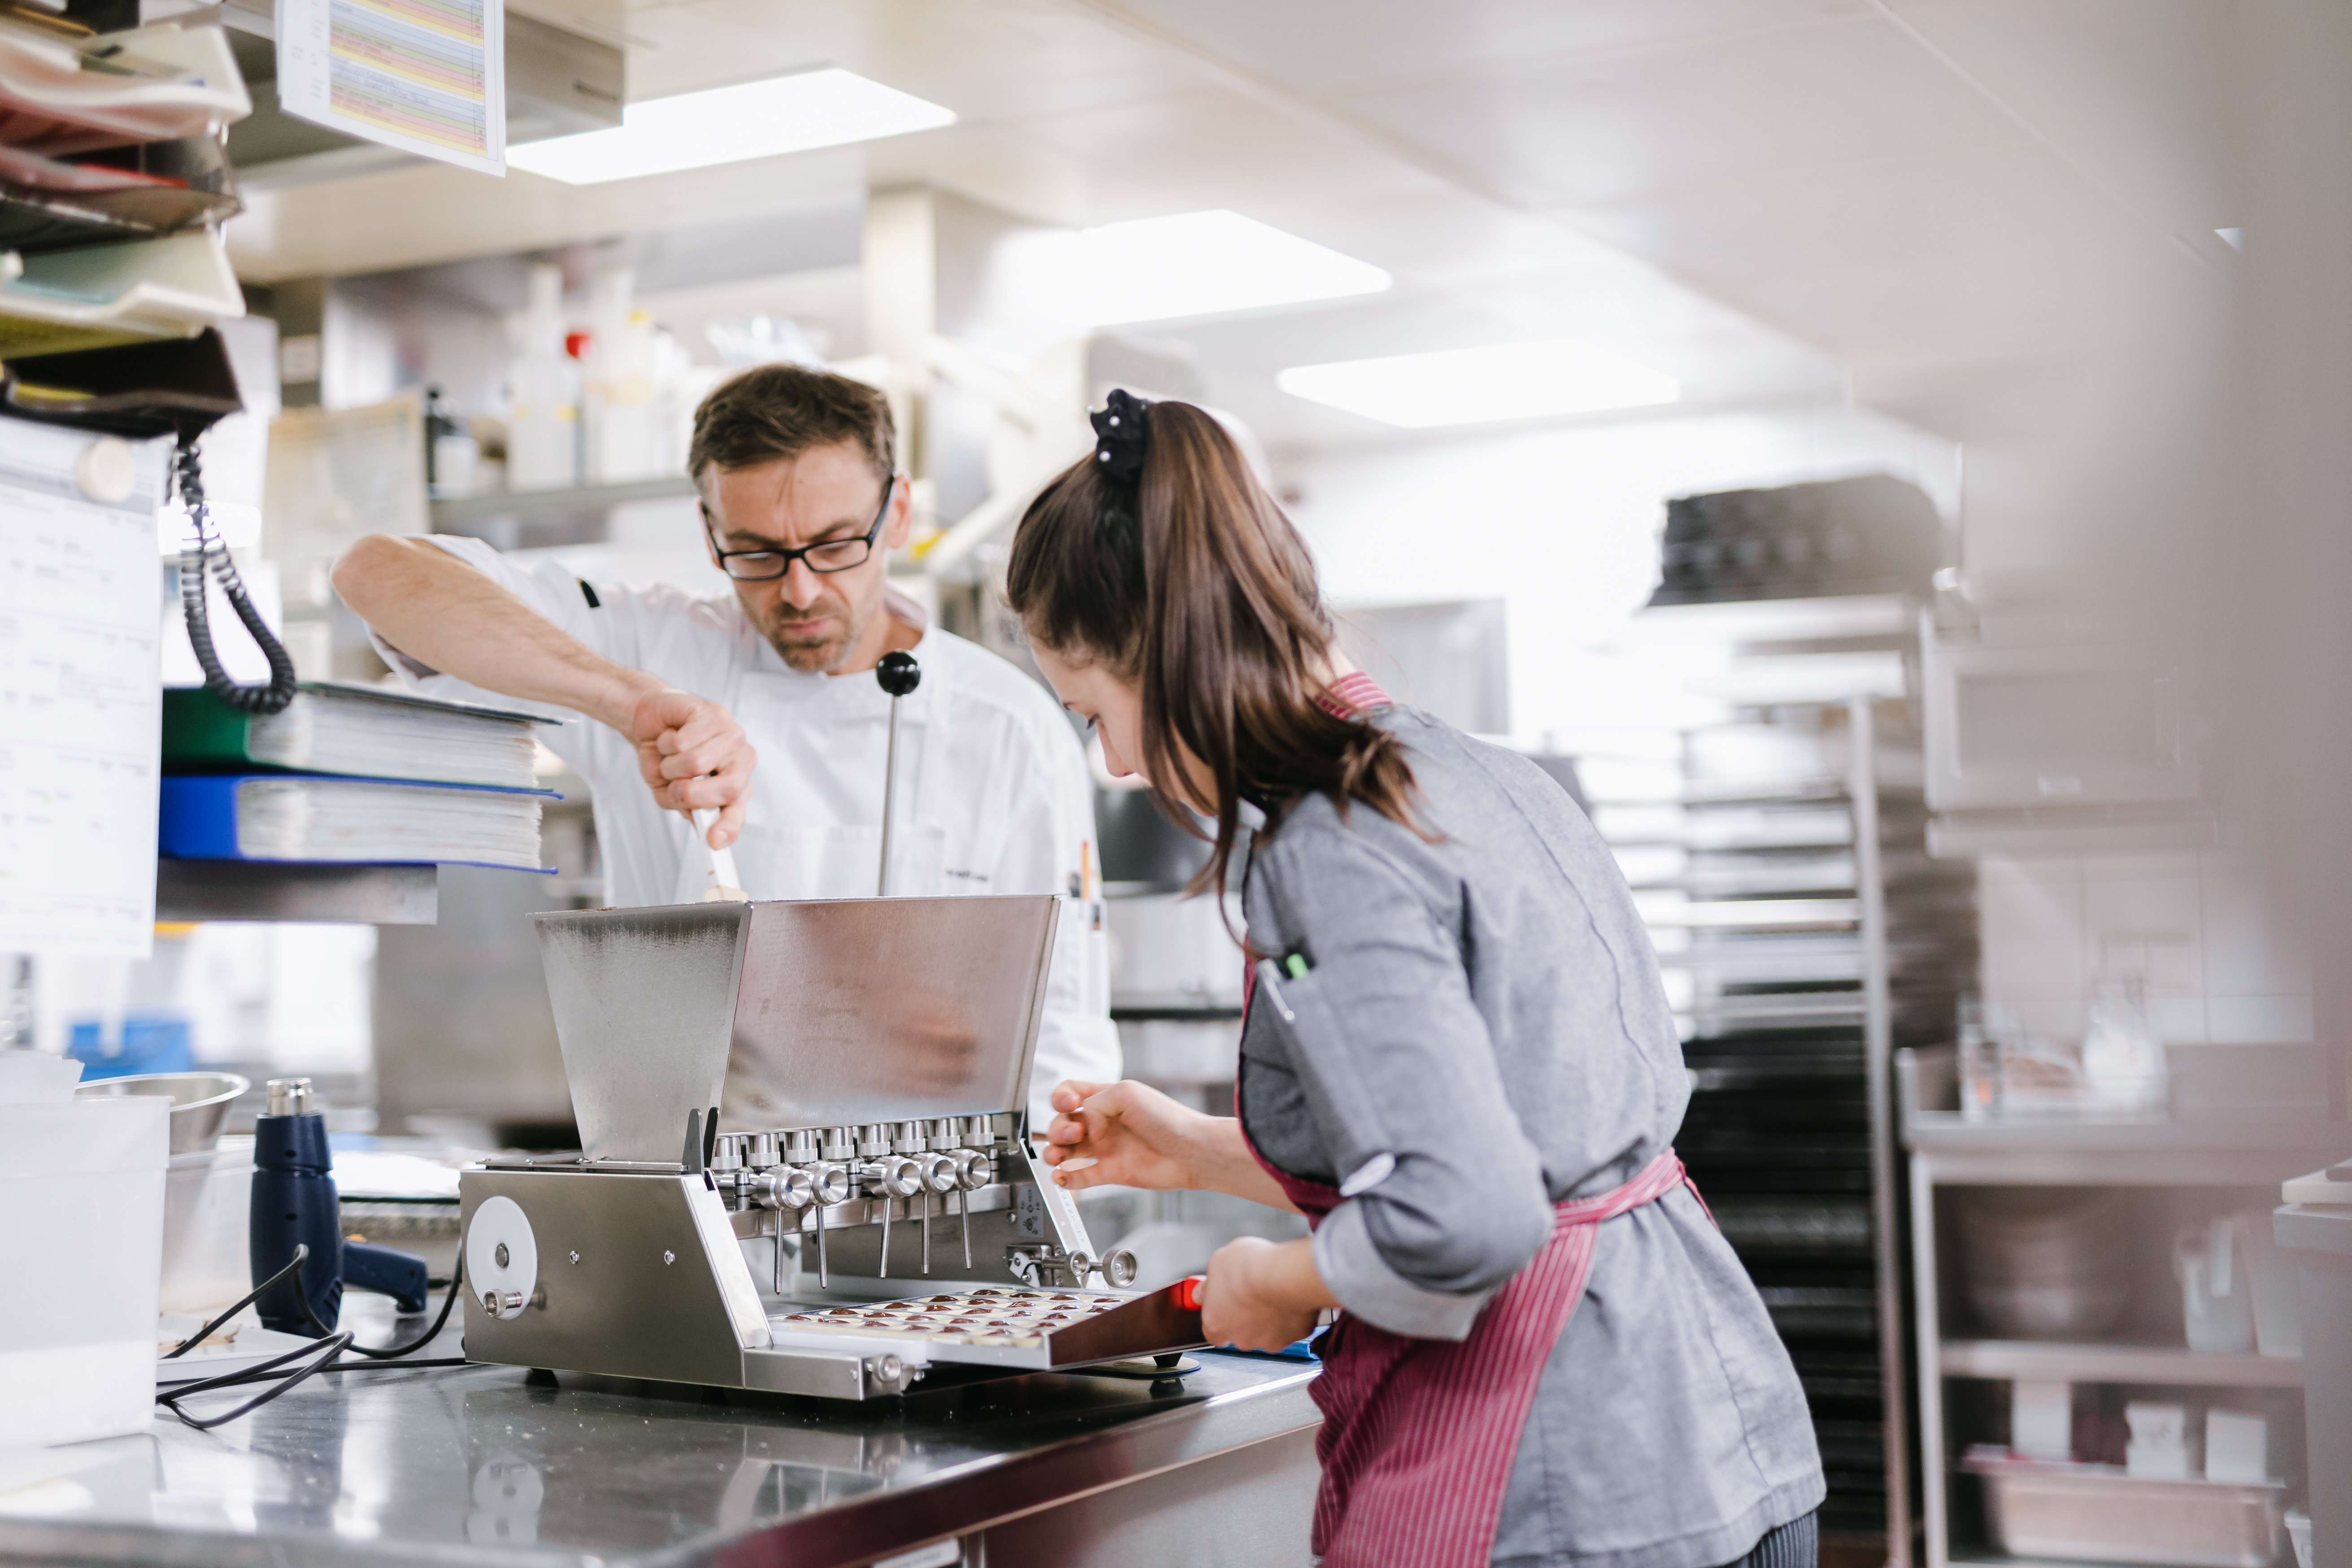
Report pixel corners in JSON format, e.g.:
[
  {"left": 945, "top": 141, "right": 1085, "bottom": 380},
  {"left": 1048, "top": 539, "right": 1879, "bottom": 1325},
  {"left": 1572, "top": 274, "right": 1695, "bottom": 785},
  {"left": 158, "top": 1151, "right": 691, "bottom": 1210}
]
[{"left": 1172, "top": 1275, "right": 1205, "bottom": 1312}]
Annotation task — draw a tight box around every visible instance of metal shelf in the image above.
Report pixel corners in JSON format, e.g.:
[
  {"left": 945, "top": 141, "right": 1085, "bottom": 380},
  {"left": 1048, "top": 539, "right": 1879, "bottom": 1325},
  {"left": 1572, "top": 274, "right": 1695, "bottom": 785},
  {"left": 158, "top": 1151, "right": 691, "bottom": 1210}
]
[
  {"left": 1940, "top": 1338, "right": 2303, "bottom": 1389},
  {"left": 1639, "top": 897, "right": 1861, "bottom": 930},
  {"left": 1911, "top": 1117, "right": 2339, "bottom": 1568},
  {"left": 1589, "top": 779, "right": 1851, "bottom": 809},
  {"left": 1593, "top": 817, "right": 1858, "bottom": 852},
  {"left": 156, "top": 860, "right": 438, "bottom": 924},
  {"left": 1681, "top": 993, "right": 1869, "bottom": 1023},
  {"left": 1906, "top": 1113, "right": 2345, "bottom": 1187},
  {"left": 1632, "top": 865, "right": 1861, "bottom": 897},
  {"left": 428, "top": 476, "right": 699, "bottom": 546}
]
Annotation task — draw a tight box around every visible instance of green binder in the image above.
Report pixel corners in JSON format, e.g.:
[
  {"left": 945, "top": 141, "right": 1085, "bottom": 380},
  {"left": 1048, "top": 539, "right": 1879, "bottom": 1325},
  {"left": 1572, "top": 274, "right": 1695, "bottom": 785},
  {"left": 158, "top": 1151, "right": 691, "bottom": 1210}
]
[{"left": 161, "top": 683, "right": 555, "bottom": 789}]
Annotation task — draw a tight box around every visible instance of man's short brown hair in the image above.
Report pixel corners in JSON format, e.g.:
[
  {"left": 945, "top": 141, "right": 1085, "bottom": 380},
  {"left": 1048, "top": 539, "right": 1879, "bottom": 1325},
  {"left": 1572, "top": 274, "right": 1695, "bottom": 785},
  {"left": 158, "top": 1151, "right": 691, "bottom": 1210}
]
[{"left": 688, "top": 363, "right": 896, "bottom": 486}]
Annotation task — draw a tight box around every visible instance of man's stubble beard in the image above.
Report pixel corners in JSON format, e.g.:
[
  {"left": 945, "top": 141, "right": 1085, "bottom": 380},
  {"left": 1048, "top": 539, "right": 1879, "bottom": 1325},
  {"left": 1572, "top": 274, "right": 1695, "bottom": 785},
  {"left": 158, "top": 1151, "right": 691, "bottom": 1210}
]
[{"left": 753, "top": 584, "right": 871, "bottom": 675}]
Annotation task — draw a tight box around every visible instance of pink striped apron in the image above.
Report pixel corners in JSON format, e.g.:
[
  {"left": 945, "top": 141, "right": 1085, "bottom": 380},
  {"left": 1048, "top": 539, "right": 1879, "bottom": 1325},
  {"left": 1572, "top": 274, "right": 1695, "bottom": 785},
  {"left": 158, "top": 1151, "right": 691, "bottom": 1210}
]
[
  {"left": 1239, "top": 672, "right": 1712, "bottom": 1566},
  {"left": 1242, "top": 1119, "right": 1703, "bottom": 1567}
]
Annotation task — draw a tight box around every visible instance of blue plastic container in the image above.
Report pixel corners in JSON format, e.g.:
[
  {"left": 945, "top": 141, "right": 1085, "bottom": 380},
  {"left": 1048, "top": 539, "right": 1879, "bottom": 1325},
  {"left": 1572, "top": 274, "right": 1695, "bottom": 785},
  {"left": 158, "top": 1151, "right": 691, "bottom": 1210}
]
[{"left": 68, "top": 1014, "right": 193, "bottom": 1080}]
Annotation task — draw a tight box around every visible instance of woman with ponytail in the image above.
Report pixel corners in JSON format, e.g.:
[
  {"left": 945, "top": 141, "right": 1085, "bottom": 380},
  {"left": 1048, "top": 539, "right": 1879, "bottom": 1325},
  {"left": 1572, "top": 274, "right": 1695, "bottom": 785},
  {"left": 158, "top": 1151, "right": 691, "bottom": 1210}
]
[{"left": 1013, "top": 392, "right": 1825, "bottom": 1568}]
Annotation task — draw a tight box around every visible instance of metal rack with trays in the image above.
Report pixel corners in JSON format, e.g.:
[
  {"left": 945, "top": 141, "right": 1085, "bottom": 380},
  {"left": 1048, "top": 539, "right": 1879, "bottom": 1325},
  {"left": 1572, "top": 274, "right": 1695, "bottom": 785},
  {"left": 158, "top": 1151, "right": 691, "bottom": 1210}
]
[{"left": 1596, "top": 696, "right": 1978, "bottom": 1563}]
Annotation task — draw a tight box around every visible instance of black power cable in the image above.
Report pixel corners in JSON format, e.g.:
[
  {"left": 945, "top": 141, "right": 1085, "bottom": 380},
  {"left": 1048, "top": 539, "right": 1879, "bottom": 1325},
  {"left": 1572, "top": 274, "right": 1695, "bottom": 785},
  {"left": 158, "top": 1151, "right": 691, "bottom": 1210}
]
[
  {"left": 157, "top": 1246, "right": 471, "bottom": 1429},
  {"left": 174, "top": 430, "right": 297, "bottom": 714},
  {"left": 161, "top": 1244, "right": 310, "bottom": 1363},
  {"left": 300, "top": 1254, "right": 465, "bottom": 1360},
  {"left": 157, "top": 1330, "right": 353, "bottom": 1431},
  {"left": 157, "top": 1246, "right": 350, "bottom": 1431}
]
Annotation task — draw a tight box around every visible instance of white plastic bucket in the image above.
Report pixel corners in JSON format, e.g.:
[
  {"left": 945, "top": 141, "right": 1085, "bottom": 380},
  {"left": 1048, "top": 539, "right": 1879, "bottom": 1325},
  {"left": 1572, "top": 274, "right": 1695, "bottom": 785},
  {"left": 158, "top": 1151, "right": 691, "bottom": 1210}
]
[
  {"left": 161, "top": 1137, "right": 255, "bottom": 1317},
  {"left": 0, "top": 1096, "right": 168, "bottom": 1445}
]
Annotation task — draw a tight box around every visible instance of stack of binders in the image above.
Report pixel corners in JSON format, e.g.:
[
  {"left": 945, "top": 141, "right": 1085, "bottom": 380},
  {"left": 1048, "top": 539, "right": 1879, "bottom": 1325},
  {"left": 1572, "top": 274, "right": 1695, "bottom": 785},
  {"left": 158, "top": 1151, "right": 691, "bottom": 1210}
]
[{"left": 159, "top": 683, "right": 559, "bottom": 871}]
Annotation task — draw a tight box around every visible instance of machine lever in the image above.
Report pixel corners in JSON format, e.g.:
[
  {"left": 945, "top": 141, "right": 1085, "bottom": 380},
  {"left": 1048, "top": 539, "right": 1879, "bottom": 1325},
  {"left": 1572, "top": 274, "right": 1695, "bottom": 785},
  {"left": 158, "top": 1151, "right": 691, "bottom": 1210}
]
[{"left": 875, "top": 650, "right": 921, "bottom": 896}]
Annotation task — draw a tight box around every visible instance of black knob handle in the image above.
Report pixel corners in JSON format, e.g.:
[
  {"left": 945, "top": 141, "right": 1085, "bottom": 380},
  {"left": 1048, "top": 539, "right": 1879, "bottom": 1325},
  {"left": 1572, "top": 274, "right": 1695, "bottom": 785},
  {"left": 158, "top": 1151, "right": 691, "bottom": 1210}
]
[{"left": 876, "top": 649, "right": 922, "bottom": 697}]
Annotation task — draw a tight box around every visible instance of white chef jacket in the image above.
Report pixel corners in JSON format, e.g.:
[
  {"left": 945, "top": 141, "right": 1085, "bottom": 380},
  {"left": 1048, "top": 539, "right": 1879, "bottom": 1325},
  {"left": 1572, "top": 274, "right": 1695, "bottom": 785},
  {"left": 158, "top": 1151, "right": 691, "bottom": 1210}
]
[{"left": 368, "top": 535, "right": 1119, "bottom": 1130}]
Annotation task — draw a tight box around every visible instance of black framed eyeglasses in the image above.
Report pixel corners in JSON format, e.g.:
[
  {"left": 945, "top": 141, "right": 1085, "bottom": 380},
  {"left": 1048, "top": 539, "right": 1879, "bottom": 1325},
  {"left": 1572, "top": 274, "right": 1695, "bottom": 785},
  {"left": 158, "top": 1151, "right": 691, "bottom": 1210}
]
[{"left": 703, "top": 475, "right": 896, "bottom": 581}]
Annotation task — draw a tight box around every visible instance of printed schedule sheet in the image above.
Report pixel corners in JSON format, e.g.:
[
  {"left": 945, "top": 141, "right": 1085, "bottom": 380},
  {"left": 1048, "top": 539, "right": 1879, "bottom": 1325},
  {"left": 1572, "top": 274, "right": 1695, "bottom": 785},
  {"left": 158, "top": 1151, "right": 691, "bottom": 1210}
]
[
  {"left": 277, "top": 0, "right": 506, "bottom": 176},
  {"left": 0, "top": 422, "right": 167, "bottom": 958}
]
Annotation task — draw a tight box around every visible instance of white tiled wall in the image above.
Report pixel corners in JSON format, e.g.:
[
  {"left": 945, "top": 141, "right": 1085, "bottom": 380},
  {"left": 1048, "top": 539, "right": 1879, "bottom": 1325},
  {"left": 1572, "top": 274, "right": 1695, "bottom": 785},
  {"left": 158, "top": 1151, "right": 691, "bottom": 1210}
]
[{"left": 1978, "top": 850, "right": 2313, "bottom": 1047}]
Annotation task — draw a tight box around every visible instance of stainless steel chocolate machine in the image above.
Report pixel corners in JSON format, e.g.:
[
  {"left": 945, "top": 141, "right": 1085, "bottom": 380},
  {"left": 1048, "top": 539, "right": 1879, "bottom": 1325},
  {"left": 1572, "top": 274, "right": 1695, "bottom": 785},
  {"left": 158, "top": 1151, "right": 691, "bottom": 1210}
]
[{"left": 456, "top": 896, "right": 1204, "bottom": 1400}]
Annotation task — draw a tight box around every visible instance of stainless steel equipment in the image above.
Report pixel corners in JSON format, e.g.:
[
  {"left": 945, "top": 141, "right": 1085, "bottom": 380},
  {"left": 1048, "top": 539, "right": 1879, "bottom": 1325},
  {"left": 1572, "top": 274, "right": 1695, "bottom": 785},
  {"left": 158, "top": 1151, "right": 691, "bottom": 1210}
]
[
  {"left": 459, "top": 895, "right": 1196, "bottom": 1400},
  {"left": 75, "top": 1070, "right": 249, "bottom": 1155},
  {"left": 1922, "top": 610, "right": 2195, "bottom": 813}
]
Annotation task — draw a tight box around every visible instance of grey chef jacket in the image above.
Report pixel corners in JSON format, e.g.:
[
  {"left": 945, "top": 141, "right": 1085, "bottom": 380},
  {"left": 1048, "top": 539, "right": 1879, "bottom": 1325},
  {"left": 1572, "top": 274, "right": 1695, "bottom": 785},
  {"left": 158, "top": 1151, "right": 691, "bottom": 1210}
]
[{"left": 1239, "top": 705, "right": 1824, "bottom": 1568}]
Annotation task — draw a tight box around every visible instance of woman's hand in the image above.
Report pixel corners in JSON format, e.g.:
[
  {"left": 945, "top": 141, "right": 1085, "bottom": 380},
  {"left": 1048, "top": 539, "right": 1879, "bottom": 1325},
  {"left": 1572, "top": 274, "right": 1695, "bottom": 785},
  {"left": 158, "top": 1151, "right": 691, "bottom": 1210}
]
[
  {"left": 1041, "top": 1079, "right": 1210, "bottom": 1193},
  {"left": 1200, "top": 1237, "right": 1330, "bottom": 1352},
  {"left": 1043, "top": 1079, "right": 1308, "bottom": 1213}
]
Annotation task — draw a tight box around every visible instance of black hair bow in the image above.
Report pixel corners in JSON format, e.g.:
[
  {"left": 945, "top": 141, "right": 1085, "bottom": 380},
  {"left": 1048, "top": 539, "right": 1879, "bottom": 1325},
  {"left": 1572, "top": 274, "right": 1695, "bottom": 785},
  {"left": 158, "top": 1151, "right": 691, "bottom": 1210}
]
[{"left": 1090, "top": 388, "right": 1150, "bottom": 489}]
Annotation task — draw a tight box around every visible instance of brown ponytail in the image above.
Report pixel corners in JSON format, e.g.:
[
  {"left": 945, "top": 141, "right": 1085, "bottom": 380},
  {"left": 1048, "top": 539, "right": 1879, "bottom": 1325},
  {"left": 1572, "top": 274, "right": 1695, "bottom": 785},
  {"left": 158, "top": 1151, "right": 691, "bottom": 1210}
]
[{"left": 1005, "top": 397, "right": 1426, "bottom": 897}]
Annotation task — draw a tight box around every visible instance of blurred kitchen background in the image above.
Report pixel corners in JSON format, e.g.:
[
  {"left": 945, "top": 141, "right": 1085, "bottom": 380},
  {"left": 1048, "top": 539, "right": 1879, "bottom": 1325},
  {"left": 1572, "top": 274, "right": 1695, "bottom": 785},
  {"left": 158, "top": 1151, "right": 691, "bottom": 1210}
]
[{"left": 8, "top": 4, "right": 2352, "bottom": 1567}]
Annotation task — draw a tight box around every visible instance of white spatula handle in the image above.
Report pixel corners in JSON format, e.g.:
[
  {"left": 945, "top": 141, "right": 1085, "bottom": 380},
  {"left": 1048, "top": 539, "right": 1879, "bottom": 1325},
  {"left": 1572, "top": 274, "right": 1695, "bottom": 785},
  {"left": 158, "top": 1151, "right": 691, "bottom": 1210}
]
[{"left": 691, "top": 807, "right": 744, "bottom": 895}]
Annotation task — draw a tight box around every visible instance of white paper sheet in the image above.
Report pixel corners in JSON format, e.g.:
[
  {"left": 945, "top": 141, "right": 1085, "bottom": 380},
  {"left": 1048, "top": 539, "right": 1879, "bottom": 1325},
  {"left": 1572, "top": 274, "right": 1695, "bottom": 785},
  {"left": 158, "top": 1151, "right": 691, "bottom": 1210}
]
[
  {"left": 0, "top": 422, "right": 169, "bottom": 959},
  {"left": 276, "top": 0, "right": 505, "bottom": 177}
]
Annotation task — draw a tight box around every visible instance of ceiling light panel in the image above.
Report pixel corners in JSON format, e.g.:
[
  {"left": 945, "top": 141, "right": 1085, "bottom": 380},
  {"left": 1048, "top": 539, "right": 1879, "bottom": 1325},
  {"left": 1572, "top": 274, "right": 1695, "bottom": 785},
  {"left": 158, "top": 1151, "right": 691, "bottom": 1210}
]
[
  {"left": 508, "top": 69, "right": 955, "bottom": 185},
  {"left": 1278, "top": 339, "right": 1681, "bottom": 428},
  {"left": 1076, "top": 210, "right": 1391, "bottom": 325}
]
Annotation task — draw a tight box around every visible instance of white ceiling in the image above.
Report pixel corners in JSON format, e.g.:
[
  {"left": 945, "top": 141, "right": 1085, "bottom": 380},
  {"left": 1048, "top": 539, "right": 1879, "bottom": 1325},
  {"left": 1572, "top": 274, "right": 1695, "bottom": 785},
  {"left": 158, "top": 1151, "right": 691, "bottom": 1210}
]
[{"left": 225, "top": 0, "right": 2237, "bottom": 446}]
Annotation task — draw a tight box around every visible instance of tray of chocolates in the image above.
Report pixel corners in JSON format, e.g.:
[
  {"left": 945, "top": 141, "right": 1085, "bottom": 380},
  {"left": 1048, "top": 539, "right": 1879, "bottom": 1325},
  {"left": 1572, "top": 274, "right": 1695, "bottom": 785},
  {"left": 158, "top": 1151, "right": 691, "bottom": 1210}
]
[{"left": 763, "top": 1283, "right": 1204, "bottom": 1370}]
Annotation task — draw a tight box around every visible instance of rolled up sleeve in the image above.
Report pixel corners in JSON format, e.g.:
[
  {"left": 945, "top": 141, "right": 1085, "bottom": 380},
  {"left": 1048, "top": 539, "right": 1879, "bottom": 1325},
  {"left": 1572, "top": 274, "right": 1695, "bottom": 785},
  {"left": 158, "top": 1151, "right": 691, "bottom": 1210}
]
[
  {"left": 1251, "top": 829, "right": 1555, "bottom": 1330},
  {"left": 1314, "top": 1196, "right": 1495, "bottom": 1340}
]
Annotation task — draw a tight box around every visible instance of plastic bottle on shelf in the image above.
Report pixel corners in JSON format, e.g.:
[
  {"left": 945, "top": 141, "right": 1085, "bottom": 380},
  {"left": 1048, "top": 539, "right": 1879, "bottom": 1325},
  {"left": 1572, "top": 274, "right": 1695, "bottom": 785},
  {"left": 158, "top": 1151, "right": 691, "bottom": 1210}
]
[
  {"left": 2081, "top": 973, "right": 2168, "bottom": 1115},
  {"left": 1958, "top": 993, "right": 2000, "bottom": 1123},
  {"left": 507, "top": 264, "right": 579, "bottom": 491},
  {"left": 584, "top": 266, "right": 663, "bottom": 483},
  {"left": 424, "top": 387, "right": 480, "bottom": 498}
]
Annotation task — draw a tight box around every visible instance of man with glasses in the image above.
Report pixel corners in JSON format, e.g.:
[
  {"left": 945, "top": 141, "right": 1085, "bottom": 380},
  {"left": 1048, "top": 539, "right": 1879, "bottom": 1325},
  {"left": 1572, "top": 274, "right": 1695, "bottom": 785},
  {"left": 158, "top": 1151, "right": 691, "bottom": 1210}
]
[{"left": 331, "top": 363, "right": 1118, "bottom": 1126}]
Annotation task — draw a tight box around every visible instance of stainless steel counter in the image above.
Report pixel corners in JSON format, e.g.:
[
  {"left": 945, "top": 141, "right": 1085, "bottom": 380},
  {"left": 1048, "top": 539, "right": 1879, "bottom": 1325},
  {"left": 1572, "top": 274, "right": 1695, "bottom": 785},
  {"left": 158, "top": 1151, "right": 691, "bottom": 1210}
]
[{"left": 0, "top": 1299, "right": 1322, "bottom": 1568}]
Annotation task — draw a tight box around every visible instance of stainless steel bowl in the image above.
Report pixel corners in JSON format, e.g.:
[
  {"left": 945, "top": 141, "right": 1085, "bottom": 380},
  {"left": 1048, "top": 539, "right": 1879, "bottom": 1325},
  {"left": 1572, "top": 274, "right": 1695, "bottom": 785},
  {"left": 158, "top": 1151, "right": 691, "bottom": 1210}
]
[{"left": 76, "top": 1071, "right": 251, "bottom": 1155}]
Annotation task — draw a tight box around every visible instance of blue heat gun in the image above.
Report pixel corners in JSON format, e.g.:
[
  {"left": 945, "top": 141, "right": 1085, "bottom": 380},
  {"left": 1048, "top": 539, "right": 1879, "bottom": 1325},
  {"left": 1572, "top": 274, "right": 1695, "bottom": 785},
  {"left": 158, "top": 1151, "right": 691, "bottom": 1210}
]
[{"left": 250, "top": 1077, "right": 430, "bottom": 1336}]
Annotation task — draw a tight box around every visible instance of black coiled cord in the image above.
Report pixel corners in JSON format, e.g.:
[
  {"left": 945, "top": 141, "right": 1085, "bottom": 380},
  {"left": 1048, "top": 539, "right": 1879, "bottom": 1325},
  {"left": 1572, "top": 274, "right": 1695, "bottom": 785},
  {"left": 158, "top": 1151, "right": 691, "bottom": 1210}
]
[{"left": 175, "top": 431, "right": 297, "bottom": 714}]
